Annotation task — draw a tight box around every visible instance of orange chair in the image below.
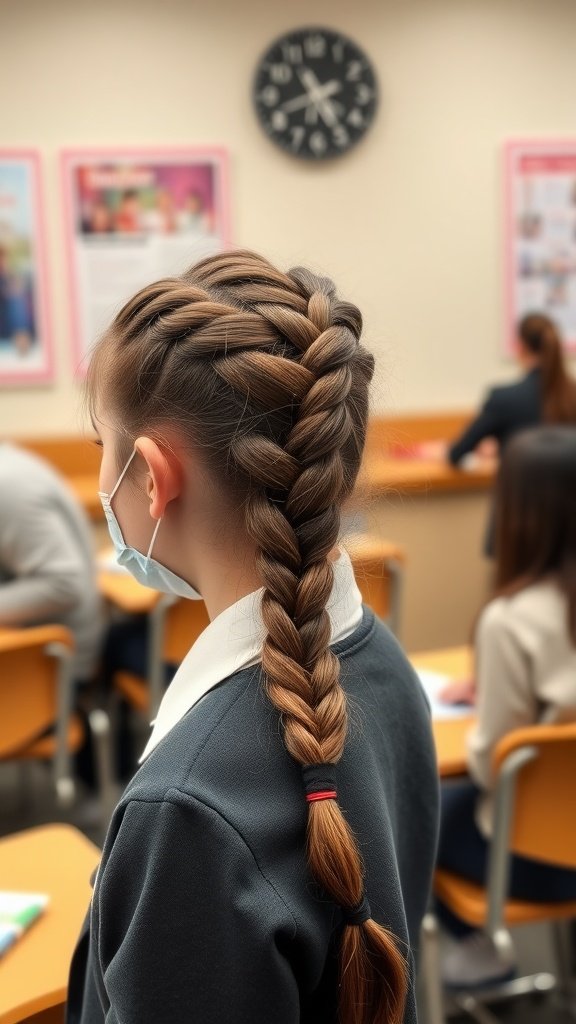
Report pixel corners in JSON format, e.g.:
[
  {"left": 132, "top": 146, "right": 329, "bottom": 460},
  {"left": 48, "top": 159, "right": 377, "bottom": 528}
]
[
  {"left": 0, "top": 625, "right": 112, "bottom": 813},
  {"left": 421, "top": 722, "right": 576, "bottom": 1023},
  {"left": 114, "top": 596, "right": 210, "bottom": 719},
  {"left": 344, "top": 533, "right": 405, "bottom": 636}
]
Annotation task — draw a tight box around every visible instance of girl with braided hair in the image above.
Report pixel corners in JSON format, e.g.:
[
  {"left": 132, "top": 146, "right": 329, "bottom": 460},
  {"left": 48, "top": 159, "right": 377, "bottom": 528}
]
[{"left": 67, "top": 250, "right": 438, "bottom": 1024}]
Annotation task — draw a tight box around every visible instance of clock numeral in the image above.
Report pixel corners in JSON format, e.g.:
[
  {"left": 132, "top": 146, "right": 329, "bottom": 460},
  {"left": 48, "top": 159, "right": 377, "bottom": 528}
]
[
  {"left": 304, "top": 34, "right": 326, "bottom": 58},
  {"left": 332, "top": 39, "right": 345, "bottom": 63},
  {"left": 347, "top": 108, "right": 365, "bottom": 128},
  {"left": 356, "top": 83, "right": 374, "bottom": 105},
  {"left": 259, "top": 85, "right": 280, "bottom": 107},
  {"left": 282, "top": 42, "right": 303, "bottom": 65},
  {"left": 271, "top": 110, "right": 288, "bottom": 131},
  {"left": 332, "top": 125, "right": 350, "bottom": 148},
  {"left": 269, "top": 62, "right": 292, "bottom": 85},
  {"left": 309, "top": 131, "right": 327, "bottom": 156},
  {"left": 290, "top": 126, "right": 305, "bottom": 151},
  {"left": 346, "top": 59, "right": 364, "bottom": 81}
]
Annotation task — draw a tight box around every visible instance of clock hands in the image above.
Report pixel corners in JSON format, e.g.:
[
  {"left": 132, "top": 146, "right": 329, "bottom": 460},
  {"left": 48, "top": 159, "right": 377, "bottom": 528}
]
[
  {"left": 297, "top": 68, "right": 341, "bottom": 128},
  {"left": 255, "top": 30, "right": 377, "bottom": 158},
  {"left": 281, "top": 70, "right": 342, "bottom": 128}
]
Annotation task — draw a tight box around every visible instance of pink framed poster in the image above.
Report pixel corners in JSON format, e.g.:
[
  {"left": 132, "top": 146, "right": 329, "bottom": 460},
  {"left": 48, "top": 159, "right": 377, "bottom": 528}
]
[
  {"left": 0, "top": 150, "right": 53, "bottom": 385},
  {"left": 61, "top": 147, "right": 231, "bottom": 370},
  {"left": 505, "top": 140, "right": 576, "bottom": 353}
]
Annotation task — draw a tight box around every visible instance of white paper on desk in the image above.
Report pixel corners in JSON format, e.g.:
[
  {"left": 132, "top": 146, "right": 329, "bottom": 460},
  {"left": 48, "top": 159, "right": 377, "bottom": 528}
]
[
  {"left": 416, "top": 670, "right": 474, "bottom": 720},
  {"left": 97, "top": 548, "right": 131, "bottom": 575}
]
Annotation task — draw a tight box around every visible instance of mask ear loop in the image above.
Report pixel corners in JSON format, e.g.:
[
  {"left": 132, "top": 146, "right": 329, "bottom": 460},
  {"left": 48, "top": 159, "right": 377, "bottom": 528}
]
[
  {"left": 146, "top": 517, "right": 162, "bottom": 564},
  {"left": 107, "top": 447, "right": 162, "bottom": 563},
  {"left": 109, "top": 449, "right": 137, "bottom": 500}
]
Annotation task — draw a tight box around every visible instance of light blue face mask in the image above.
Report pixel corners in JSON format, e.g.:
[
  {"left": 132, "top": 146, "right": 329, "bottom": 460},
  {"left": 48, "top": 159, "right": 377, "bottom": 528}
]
[{"left": 99, "top": 449, "right": 202, "bottom": 600}]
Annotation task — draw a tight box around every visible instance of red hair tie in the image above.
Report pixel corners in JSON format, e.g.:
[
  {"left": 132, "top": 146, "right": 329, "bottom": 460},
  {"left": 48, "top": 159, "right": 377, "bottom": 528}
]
[{"left": 301, "top": 763, "right": 338, "bottom": 803}]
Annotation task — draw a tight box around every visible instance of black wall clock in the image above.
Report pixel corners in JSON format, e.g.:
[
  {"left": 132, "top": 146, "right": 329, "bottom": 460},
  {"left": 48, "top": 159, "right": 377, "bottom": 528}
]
[{"left": 253, "top": 27, "right": 378, "bottom": 161}]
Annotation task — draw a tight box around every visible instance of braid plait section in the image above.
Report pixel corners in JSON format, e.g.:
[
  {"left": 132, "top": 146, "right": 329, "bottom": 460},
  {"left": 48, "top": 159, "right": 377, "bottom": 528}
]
[{"left": 192, "top": 254, "right": 407, "bottom": 1024}]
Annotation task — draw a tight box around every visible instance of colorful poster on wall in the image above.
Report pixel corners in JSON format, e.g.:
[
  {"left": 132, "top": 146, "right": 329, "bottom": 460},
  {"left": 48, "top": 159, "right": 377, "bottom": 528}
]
[
  {"left": 505, "top": 140, "right": 576, "bottom": 353},
  {"left": 62, "top": 148, "right": 231, "bottom": 369},
  {"left": 0, "top": 151, "right": 52, "bottom": 384}
]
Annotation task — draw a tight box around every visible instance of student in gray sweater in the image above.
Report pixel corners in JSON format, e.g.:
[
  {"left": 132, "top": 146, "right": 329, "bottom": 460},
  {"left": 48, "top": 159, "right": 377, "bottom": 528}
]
[
  {"left": 68, "top": 250, "right": 438, "bottom": 1024},
  {"left": 0, "top": 442, "right": 102, "bottom": 681}
]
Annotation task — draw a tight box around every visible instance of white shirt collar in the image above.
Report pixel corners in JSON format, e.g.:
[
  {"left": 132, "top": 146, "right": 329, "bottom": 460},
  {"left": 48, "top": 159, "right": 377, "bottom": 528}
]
[{"left": 139, "top": 549, "right": 362, "bottom": 762}]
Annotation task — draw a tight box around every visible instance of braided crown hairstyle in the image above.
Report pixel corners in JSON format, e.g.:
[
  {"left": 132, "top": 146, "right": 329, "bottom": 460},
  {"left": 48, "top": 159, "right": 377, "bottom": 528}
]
[{"left": 88, "top": 250, "right": 407, "bottom": 1024}]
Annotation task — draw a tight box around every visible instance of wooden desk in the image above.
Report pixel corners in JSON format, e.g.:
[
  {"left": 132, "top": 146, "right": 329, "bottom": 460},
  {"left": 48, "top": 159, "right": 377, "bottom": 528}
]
[
  {"left": 98, "top": 570, "right": 159, "bottom": 615},
  {"left": 410, "top": 646, "right": 475, "bottom": 778},
  {"left": 0, "top": 825, "right": 99, "bottom": 1024},
  {"left": 360, "top": 455, "right": 494, "bottom": 496},
  {"left": 68, "top": 475, "right": 102, "bottom": 522}
]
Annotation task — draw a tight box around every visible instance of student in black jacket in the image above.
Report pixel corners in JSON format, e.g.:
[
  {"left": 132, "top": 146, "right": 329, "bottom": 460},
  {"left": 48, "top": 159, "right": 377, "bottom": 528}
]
[
  {"left": 448, "top": 312, "right": 576, "bottom": 466},
  {"left": 447, "top": 313, "right": 576, "bottom": 555},
  {"left": 67, "top": 251, "right": 438, "bottom": 1024}
]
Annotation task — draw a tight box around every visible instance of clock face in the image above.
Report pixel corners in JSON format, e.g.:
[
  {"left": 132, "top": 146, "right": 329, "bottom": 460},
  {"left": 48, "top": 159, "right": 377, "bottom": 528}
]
[{"left": 253, "top": 27, "right": 378, "bottom": 161}]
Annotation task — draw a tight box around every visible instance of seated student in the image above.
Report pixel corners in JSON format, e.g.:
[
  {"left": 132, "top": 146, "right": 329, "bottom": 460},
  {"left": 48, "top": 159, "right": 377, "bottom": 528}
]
[
  {"left": 437, "top": 425, "right": 576, "bottom": 988},
  {"left": 68, "top": 250, "right": 439, "bottom": 1024},
  {"left": 0, "top": 441, "right": 103, "bottom": 691},
  {"left": 448, "top": 312, "right": 576, "bottom": 467}
]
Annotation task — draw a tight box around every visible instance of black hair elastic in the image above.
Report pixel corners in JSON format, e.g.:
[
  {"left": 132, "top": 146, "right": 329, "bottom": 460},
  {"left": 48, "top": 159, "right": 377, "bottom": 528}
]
[
  {"left": 301, "top": 763, "right": 338, "bottom": 803},
  {"left": 341, "top": 895, "right": 372, "bottom": 927}
]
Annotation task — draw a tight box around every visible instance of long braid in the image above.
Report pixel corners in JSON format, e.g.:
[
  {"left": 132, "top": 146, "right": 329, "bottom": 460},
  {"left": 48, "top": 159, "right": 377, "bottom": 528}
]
[{"left": 90, "top": 250, "right": 407, "bottom": 1024}]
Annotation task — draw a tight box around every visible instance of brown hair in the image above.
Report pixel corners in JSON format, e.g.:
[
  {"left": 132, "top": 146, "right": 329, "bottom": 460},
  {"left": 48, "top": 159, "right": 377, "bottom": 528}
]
[
  {"left": 518, "top": 313, "right": 576, "bottom": 423},
  {"left": 494, "top": 426, "right": 576, "bottom": 643},
  {"left": 88, "top": 250, "right": 407, "bottom": 1023}
]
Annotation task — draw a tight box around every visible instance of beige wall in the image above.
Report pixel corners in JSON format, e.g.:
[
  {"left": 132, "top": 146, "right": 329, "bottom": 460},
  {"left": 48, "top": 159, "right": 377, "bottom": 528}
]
[
  {"left": 365, "top": 490, "right": 493, "bottom": 651},
  {"left": 1, "top": 0, "right": 576, "bottom": 437}
]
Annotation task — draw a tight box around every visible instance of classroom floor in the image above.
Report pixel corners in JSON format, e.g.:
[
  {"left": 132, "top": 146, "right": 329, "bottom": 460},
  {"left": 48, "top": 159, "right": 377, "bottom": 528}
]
[{"left": 0, "top": 763, "right": 574, "bottom": 1023}]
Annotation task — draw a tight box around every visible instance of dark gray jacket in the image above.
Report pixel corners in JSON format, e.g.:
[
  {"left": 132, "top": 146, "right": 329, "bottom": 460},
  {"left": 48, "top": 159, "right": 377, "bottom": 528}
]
[
  {"left": 448, "top": 368, "right": 541, "bottom": 465},
  {"left": 67, "top": 609, "right": 438, "bottom": 1023}
]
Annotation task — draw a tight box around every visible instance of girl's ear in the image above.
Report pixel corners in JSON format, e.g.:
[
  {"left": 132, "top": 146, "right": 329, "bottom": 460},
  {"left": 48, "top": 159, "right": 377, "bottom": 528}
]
[{"left": 134, "top": 436, "right": 182, "bottom": 520}]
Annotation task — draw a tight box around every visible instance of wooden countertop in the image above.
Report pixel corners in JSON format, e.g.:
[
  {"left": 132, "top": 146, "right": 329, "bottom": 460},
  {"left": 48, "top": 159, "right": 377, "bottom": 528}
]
[{"left": 359, "top": 455, "right": 494, "bottom": 495}]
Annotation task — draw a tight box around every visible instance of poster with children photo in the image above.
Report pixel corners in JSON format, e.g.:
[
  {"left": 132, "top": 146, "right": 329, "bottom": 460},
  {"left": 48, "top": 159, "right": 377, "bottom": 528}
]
[
  {"left": 505, "top": 140, "right": 576, "bottom": 353},
  {"left": 61, "top": 147, "right": 231, "bottom": 371},
  {"left": 0, "top": 152, "right": 52, "bottom": 384}
]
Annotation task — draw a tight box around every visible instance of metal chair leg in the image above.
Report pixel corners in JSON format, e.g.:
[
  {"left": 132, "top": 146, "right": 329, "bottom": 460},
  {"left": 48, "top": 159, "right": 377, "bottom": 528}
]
[
  {"left": 551, "top": 920, "right": 576, "bottom": 1015},
  {"left": 88, "top": 709, "right": 116, "bottom": 839},
  {"left": 420, "top": 913, "right": 446, "bottom": 1024},
  {"left": 55, "top": 775, "right": 76, "bottom": 807}
]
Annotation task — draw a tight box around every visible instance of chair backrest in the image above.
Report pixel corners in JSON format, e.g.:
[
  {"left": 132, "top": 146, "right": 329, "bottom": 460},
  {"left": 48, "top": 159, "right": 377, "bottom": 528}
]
[
  {"left": 146, "top": 597, "right": 210, "bottom": 716},
  {"left": 0, "top": 625, "right": 74, "bottom": 757},
  {"left": 162, "top": 598, "right": 211, "bottom": 665},
  {"left": 343, "top": 534, "right": 405, "bottom": 631},
  {"left": 493, "top": 721, "right": 576, "bottom": 869}
]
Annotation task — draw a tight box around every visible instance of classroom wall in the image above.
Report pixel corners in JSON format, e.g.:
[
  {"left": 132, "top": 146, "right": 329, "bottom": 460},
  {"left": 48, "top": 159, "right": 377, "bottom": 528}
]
[{"left": 1, "top": 0, "right": 576, "bottom": 437}]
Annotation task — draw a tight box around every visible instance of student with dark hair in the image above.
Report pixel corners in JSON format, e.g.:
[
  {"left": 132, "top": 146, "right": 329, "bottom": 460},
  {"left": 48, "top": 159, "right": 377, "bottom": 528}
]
[
  {"left": 67, "top": 250, "right": 438, "bottom": 1024},
  {"left": 448, "top": 313, "right": 576, "bottom": 467},
  {"left": 438, "top": 426, "right": 576, "bottom": 988}
]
